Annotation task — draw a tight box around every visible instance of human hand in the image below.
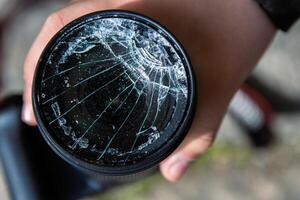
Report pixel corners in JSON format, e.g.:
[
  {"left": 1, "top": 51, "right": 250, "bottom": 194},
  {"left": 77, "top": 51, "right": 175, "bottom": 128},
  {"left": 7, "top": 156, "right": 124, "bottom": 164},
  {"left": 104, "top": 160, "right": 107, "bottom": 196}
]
[{"left": 22, "top": 0, "right": 276, "bottom": 182}]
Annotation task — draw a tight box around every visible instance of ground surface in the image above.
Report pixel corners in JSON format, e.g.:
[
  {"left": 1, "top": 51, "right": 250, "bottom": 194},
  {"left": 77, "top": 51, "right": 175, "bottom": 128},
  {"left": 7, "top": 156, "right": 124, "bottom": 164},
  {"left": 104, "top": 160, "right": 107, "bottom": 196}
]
[{"left": 0, "top": 1, "right": 300, "bottom": 200}]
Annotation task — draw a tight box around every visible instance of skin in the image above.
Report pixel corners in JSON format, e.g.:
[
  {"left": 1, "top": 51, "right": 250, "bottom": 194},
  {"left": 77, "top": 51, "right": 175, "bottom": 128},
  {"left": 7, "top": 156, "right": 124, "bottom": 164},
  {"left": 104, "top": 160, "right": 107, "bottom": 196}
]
[{"left": 22, "top": 0, "right": 276, "bottom": 182}]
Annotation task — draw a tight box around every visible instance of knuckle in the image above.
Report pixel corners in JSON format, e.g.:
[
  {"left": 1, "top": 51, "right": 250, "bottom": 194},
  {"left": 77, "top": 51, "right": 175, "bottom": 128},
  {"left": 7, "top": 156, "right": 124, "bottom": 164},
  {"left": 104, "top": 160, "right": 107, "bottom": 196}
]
[
  {"left": 23, "top": 57, "right": 33, "bottom": 77},
  {"left": 45, "top": 11, "right": 65, "bottom": 30},
  {"left": 23, "top": 55, "right": 31, "bottom": 70},
  {"left": 200, "top": 134, "right": 215, "bottom": 148},
  {"left": 23, "top": 56, "right": 35, "bottom": 80},
  {"left": 193, "top": 134, "right": 215, "bottom": 151}
]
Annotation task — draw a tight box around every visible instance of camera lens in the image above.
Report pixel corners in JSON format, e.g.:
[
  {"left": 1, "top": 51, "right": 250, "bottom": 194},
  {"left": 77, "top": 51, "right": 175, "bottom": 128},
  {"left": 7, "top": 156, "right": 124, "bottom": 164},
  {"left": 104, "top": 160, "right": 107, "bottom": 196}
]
[{"left": 32, "top": 11, "right": 195, "bottom": 176}]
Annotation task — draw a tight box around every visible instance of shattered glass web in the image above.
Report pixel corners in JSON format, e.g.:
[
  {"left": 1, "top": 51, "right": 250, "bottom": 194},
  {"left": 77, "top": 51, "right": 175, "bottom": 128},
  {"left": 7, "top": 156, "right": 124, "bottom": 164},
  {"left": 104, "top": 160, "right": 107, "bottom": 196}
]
[{"left": 38, "top": 17, "right": 189, "bottom": 166}]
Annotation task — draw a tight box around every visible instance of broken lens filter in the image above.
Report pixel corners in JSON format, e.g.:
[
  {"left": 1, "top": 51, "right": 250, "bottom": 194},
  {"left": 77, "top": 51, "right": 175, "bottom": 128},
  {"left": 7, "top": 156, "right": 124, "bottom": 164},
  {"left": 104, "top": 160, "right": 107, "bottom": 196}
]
[{"left": 32, "top": 11, "right": 195, "bottom": 176}]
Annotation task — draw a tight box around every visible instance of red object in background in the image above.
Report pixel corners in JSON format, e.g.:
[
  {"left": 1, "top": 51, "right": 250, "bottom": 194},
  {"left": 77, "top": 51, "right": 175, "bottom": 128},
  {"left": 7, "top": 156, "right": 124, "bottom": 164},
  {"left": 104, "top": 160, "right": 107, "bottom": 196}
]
[{"left": 229, "top": 82, "right": 276, "bottom": 147}]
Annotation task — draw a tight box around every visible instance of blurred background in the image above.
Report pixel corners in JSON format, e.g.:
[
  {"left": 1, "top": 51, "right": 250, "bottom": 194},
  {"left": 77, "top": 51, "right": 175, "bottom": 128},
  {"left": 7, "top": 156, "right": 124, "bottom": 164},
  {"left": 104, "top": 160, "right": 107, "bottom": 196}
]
[{"left": 0, "top": 0, "right": 300, "bottom": 199}]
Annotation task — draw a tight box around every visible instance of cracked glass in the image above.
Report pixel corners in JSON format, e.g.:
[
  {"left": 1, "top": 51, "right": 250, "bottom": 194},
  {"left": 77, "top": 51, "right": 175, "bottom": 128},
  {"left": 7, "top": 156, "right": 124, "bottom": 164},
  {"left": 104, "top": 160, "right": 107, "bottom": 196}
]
[{"left": 34, "top": 13, "right": 191, "bottom": 168}]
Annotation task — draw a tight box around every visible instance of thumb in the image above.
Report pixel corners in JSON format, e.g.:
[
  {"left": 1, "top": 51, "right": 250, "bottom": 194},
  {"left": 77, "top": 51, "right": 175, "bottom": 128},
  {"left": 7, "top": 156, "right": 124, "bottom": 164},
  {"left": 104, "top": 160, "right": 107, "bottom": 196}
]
[
  {"left": 22, "top": 80, "right": 37, "bottom": 126},
  {"left": 159, "top": 132, "right": 214, "bottom": 182}
]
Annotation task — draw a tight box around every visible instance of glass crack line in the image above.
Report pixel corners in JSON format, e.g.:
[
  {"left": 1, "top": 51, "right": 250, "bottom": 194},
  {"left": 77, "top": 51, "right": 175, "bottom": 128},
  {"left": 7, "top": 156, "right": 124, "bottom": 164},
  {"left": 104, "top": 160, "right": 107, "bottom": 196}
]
[
  {"left": 90, "top": 65, "right": 156, "bottom": 152},
  {"left": 113, "top": 64, "right": 156, "bottom": 114},
  {"left": 71, "top": 81, "right": 134, "bottom": 149},
  {"left": 49, "top": 69, "right": 129, "bottom": 125},
  {"left": 42, "top": 51, "right": 135, "bottom": 83},
  {"left": 112, "top": 79, "right": 140, "bottom": 113},
  {"left": 42, "top": 56, "right": 134, "bottom": 105},
  {"left": 131, "top": 40, "right": 162, "bottom": 67},
  {"left": 150, "top": 70, "right": 167, "bottom": 127},
  {"left": 127, "top": 51, "right": 179, "bottom": 96},
  {"left": 166, "top": 64, "right": 187, "bottom": 98},
  {"left": 124, "top": 69, "right": 159, "bottom": 162},
  {"left": 138, "top": 48, "right": 162, "bottom": 65},
  {"left": 73, "top": 58, "right": 129, "bottom": 87},
  {"left": 137, "top": 70, "right": 165, "bottom": 136},
  {"left": 97, "top": 69, "right": 157, "bottom": 160},
  {"left": 143, "top": 67, "right": 174, "bottom": 135},
  {"left": 111, "top": 36, "right": 129, "bottom": 49},
  {"left": 71, "top": 70, "right": 147, "bottom": 149},
  {"left": 130, "top": 39, "right": 186, "bottom": 96},
  {"left": 75, "top": 39, "right": 131, "bottom": 47}
]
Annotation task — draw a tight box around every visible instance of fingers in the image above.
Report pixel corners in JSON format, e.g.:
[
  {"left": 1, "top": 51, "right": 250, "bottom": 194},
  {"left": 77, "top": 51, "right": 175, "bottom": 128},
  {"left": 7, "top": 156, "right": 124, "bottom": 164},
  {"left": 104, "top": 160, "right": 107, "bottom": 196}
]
[
  {"left": 22, "top": 1, "right": 98, "bottom": 125},
  {"left": 21, "top": 0, "right": 132, "bottom": 125},
  {"left": 22, "top": 12, "right": 66, "bottom": 125},
  {"left": 160, "top": 131, "right": 215, "bottom": 182}
]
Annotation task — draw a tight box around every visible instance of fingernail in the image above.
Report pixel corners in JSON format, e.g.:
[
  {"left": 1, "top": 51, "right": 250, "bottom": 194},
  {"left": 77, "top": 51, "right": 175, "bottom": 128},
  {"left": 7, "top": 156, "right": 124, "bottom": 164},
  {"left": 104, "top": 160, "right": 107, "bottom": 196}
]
[
  {"left": 167, "top": 154, "right": 190, "bottom": 181},
  {"left": 22, "top": 104, "right": 33, "bottom": 123}
]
